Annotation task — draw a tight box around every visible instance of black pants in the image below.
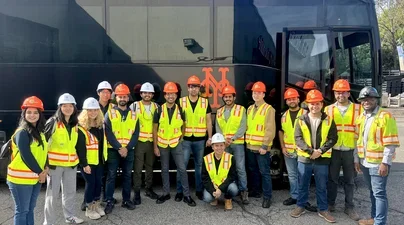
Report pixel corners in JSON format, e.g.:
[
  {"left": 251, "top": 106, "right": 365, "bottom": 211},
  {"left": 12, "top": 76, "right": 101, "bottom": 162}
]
[
  {"left": 81, "top": 164, "right": 104, "bottom": 204},
  {"left": 327, "top": 149, "right": 355, "bottom": 209}
]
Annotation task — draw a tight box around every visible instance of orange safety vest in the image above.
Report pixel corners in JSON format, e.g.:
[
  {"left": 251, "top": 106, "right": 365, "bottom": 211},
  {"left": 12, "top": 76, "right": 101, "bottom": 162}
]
[
  {"left": 246, "top": 103, "right": 273, "bottom": 147},
  {"left": 203, "top": 152, "right": 233, "bottom": 187},
  {"left": 107, "top": 108, "right": 138, "bottom": 148},
  {"left": 48, "top": 122, "right": 79, "bottom": 167},
  {"left": 157, "top": 104, "right": 184, "bottom": 148},
  {"left": 133, "top": 101, "right": 158, "bottom": 142},
  {"left": 216, "top": 104, "right": 245, "bottom": 144},
  {"left": 281, "top": 108, "right": 306, "bottom": 154},
  {"left": 180, "top": 97, "right": 208, "bottom": 137}
]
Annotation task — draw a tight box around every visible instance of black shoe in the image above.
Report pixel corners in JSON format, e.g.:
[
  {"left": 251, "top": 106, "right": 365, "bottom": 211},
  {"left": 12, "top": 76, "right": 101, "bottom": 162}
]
[
  {"left": 305, "top": 202, "right": 317, "bottom": 212},
  {"left": 183, "top": 196, "right": 196, "bottom": 207},
  {"left": 283, "top": 197, "right": 297, "bottom": 206},
  {"left": 81, "top": 201, "right": 86, "bottom": 211},
  {"left": 133, "top": 191, "right": 141, "bottom": 205},
  {"left": 248, "top": 191, "right": 262, "bottom": 198},
  {"left": 174, "top": 193, "right": 184, "bottom": 202},
  {"left": 262, "top": 198, "right": 271, "bottom": 208},
  {"left": 104, "top": 201, "right": 114, "bottom": 214},
  {"left": 196, "top": 191, "right": 203, "bottom": 201},
  {"left": 156, "top": 194, "right": 171, "bottom": 204},
  {"left": 121, "top": 200, "right": 136, "bottom": 210},
  {"left": 103, "top": 197, "right": 117, "bottom": 204},
  {"left": 145, "top": 188, "right": 159, "bottom": 200}
]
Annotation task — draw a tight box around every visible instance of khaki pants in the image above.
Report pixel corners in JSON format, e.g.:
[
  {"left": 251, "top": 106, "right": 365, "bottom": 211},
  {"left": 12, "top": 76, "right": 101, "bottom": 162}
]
[{"left": 133, "top": 141, "right": 155, "bottom": 191}]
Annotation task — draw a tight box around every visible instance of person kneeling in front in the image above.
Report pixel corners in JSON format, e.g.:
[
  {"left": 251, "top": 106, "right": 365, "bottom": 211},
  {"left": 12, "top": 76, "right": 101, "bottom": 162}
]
[{"left": 202, "top": 133, "right": 238, "bottom": 210}]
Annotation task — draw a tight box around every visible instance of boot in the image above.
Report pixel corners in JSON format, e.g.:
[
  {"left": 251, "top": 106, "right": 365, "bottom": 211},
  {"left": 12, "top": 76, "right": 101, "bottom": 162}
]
[
  {"left": 134, "top": 191, "right": 141, "bottom": 205},
  {"left": 145, "top": 188, "right": 159, "bottom": 200},
  {"left": 240, "top": 191, "right": 249, "bottom": 205},
  {"left": 94, "top": 200, "right": 105, "bottom": 217},
  {"left": 85, "top": 203, "right": 101, "bottom": 220},
  {"left": 210, "top": 199, "right": 218, "bottom": 206},
  {"left": 224, "top": 199, "right": 233, "bottom": 210}
]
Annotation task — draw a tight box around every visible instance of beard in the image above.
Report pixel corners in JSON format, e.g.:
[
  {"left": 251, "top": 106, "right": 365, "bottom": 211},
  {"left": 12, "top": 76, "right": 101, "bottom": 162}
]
[{"left": 118, "top": 101, "right": 127, "bottom": 106}]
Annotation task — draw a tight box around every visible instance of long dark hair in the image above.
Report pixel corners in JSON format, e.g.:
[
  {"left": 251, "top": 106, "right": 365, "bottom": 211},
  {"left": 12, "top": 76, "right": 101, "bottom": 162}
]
[
  {"left": 18, "top": 108, "right": 46, "bottom": 147},
  {"left": 54, "top": 104, "right": 79, "bottom": 126}
]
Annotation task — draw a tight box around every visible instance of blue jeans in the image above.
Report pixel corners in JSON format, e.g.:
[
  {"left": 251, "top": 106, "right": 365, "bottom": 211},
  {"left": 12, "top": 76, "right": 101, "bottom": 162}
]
[
  {"left": 105, "top": 149, "right": 134, "bottom": 202},
  {"left": 297, "top": 162, "right": 328, "bottom": 211},
  {"left": 203, "top": 183, "right": 239, "bottom": 202},
  {"left": 284, "top": 156, "right": 299, "bottom": 199},
  {"left": 246, "top": 149, "right": 272, "bottom": 199},
  {"left": 225, "top": 144, "right": 248, "bottom": 192},
  {"left": 81, "top": 164, "right": 103, "bottom": 204},
  {"left": 177, "top": 140, "right": 205, "bottom": 193},
  {"left": 7, "top": 181, "right": 41, "bottom": 225},
  {"left": 361, "top": 164, "right": 389, "bottom": 225}
]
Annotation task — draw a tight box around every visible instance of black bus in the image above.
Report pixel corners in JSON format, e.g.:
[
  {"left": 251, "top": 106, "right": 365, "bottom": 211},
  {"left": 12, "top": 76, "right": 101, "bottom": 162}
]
[{"left": 0, "top": 0, "right": 381, "bottom": 179}]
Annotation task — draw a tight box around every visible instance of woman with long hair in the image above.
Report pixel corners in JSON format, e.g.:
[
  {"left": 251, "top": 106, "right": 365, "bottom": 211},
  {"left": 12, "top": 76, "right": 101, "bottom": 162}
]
[
  {"left": 77, "top": 97, "right": 107, "bottom": 220},
  {"left": 7, "top": 96, "right": 48, "bottom": 225},
  {"left": 43, "top": 93, "right": 86, "bottom": 225}
]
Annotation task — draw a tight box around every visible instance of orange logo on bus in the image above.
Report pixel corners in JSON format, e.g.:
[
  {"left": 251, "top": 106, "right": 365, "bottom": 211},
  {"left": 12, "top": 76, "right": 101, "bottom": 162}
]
[{"left": 201, "top": 67, "right": 230, "bottom": 109}]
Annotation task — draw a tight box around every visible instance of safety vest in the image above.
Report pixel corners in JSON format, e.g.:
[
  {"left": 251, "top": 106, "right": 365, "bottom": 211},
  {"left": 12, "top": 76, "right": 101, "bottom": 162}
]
[
  {"left": 356, "top": 109, "right": 400, "bottom": 164},
  {"left": 180, "top": 97, "right": 208, "bottom": 137},
  {"left": 157, "top": 104, "right": 184, "bottom": 148},
  {"left": 246, "top": 103, "right": 273, "bottom": 147},
  {"left": 281, "top": 108, "right": 306, "bottom": 154},
  {"left": 216, "top": 104, "right": 245, "bottom": 144},
  {"left": 107, "top": 108, "right": 138, "bottom": 148},
  {"left": 48, "top": 122, "right": 79, "bottom": 167},
  {"left": 325, "top": 103, "right": 362, "bottom": 149},
  {"left": 203, "top": 152, "right": 233, "bottom": 187},
  {"left": 7, "top": 129, "right": 48, "bottom": 185},
  {"left": 296, "top": 116, "right": 333, "bottom": 158},
  {"left": 78, "top": 126, "right": 108, "bottom": 165},
  {"left": 133, "top": 101, "right": 158, "bottom": 142}
]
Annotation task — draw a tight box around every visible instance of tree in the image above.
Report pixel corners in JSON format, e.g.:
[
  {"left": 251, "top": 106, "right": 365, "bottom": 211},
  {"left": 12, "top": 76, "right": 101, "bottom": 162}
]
[{"left": 376, "top": 0, "right": 404, "bottom": 70}]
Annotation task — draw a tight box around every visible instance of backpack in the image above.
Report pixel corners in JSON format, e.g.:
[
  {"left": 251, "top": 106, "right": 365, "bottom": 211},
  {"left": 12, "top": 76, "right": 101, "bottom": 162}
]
[{"left": 0, "top": 139, "right": 12, "bottom": 160}]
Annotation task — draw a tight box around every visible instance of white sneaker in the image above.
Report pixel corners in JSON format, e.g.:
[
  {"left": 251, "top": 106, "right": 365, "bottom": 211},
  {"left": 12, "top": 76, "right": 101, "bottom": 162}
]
[
  {"left": 94, "top": 201, "right": 105, "bottom": 217},
  {"left": 65, "top": 216, "right": 84, "bottom": 224},
  {"left": 86, "top": 205, "right": 101, "bottom": 220}
]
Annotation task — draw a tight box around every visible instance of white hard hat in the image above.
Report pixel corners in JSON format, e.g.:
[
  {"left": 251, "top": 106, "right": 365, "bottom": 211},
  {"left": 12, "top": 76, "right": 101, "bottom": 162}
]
[
  {"left": 97, "top": 81, "right": 112, "bottom": 92},
  {"left": 82, "top": 97, "right": 100, "bottom": 110},
  {"left": 58, "top": 93, "right": 76, "bottom": 105},
  {"left": 211, "top": 133, "right": 226, "bottom": 144},
  {"left": 140, "top": 82, "right": 155, "bottom": 93}
]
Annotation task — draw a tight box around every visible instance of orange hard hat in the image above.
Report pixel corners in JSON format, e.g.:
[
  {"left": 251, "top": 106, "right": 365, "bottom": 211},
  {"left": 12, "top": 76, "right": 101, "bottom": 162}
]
[
  {"left": 303, "top": 80, "right": 317, "bottom": 90},
  {"left": 187, "top": 75, "right": 201, "bottom": 85},
  {"left": 163, "top": 82, "right": 179, "bottom": 93},
  {"left": 305, "top": 90, "right": 324, "bottom": 103},
  {"left": 21, "top": 96, "right": 44, "bottom": 111},
  {"left": 114, "top": 84, "right": 130, "bottom": 95},
  {"left": 333, "top": 79, "right": 350, "bottom": 92},
  {"left": 222, "top": 85, "right": 236, "bottom": 95},
  {"left": 251, "top": 81, "right": 266, "bottom": 92},
  {"left": 284, "top": 88, "right": 299, "bottom": 99},
  {"left": 295, "top": 81, "right": 304, "bottom": 88}
]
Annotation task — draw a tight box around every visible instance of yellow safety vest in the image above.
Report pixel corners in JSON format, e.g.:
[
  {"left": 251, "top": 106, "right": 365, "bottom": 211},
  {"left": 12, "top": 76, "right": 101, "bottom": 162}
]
[
  {"left": 203, "top": 152, "right": 233, "bottom": 187},
  {"left": 180, "top": 97, "right": 208, "bottom": 137},
  {"left": 157, "top": 104, "right": 184, "bottom": 148},
  {"left": 48, "top": 122, "right": 79, "bottom": 167},
  {"left": 325, "top": 103, "right": 362, "bottom": 149},
  {"left": 107, "top": 108, "right": 138, "bottom": 148},
  {"left": 216, "top": 104, "right": 245, "bottom": 144},
  {"left": 133, "top": 101, "right": 158, "bottom": 142},
  {"left": 78, "top": 126, "right": 108, "bottom": 165},
  {"left": 246, "top": 103, "right": 273, "bottom": 147},
  {"left": 281, "top": 108, "right": 306, "bottom": 154},
  {"left": 296, "top": 116, "right": 333, "bottom": 158},
  {"left": 7, "top": 129, "right": 48, "bottom": 185},
  {"left": 356, "top": 109, "right": 400, "bottom": 164}
]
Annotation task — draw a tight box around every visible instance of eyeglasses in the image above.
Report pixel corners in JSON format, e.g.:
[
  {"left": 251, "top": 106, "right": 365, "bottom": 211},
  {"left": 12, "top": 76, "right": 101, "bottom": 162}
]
[{"left": 188, "top": 85, "right": 200, "bottom": 89}]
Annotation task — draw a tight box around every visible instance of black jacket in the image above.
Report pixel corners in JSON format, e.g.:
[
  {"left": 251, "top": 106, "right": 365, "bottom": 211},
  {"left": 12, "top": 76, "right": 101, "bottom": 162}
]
[{"left": 294, "top": 112, "right": 338, "bottom": 164}]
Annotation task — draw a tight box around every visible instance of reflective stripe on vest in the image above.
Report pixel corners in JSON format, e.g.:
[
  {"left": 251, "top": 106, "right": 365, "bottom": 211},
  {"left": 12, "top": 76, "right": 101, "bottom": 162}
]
[
  {"left": 203, "top": 152, "right": 233, "bottom": 187},
  {"left": 325, "top": 103, "right": 362, "bottom": 149},
  {"left": 134, "top": 101, "right": 158, "bottom": 142},
  {"left": 107, "top": 108, "right": 138, "bottom": 148},
  {"left": 357, "top": 109, "right": 400, "bottom": 163},
  {"left": 296, "top": 116, "right": 333, "bottom": 158},
  {"left": 48, "top": 122, "right": 79, "bottom": 167},
  {"left": 157, "top": 104, "right": 184, "bottom": 148},
  {"left": 216, "top": 104, "right": 245, "bottom": 144},
  {"left": 281, "top": 109, "right": 306, "bottom": 154},
  {"left": 246, "top": 103, "right": 272, "bottom": 146},
  {"left": 78, "top": 126, "right": 108, "bottom": 165},
  {"left": 7, "top": 129, "right": 48, "bottom": 185},
  {"left": 180, "top": 97, "right": 208, "bottom": 137}
]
